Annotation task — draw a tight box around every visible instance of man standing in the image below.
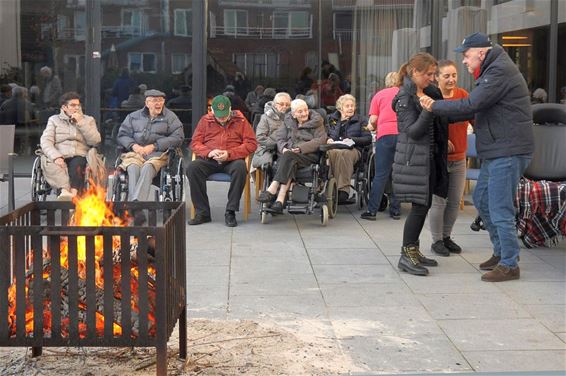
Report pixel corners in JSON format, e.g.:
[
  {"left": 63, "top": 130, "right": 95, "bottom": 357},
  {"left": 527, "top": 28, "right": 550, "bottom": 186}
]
[
  {"left": 421, "top": 32, "right": 534, "bottom": 282},
  {"left": 187, "top": 95, "right": 257, "bottom": 227}
]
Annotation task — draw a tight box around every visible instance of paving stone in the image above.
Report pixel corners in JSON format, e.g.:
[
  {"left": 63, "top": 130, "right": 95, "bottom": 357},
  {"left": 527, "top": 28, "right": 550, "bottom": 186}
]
[
  {"left": 313, "top": 264, "right": 401, "bottom": 285},
  {"left": 523, "top": 304, "right": 566, "bottom": 333},
  {"left": 438, "top": 318, "right": 566, "bottom": 351},
  {"left": 417, "top": 293, "right": 531, "bottom": 320},
  {"left": 401, "top": 272, "right": 501, "bottom": 294},
  {"left": 321, "top": 283, "right": 419, "bottom": 308},
  {"left": 186, "top": 265, "right": 230, "bottom": 287},
  {"left": 308, "top": 248, "right": 389, "bottom": 265},
  {"left": 498, "top": 281, "right": 566, "bottom": 305},
  {"left": 230, "top": 275, "right": 319, "bottom": 296},
  {"left": 462, "top": 350, "right": 566, "bottom": 372},
  {"left": 187, "top": 248, "right": 231, "bottom": 266},
  {"left": 227, "top": 293, "right": 327, "bottom": 320}
]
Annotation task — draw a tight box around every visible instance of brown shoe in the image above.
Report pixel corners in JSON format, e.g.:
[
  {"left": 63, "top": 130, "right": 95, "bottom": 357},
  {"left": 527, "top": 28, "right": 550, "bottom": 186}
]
[
  {"left": 481, "top": 264, "right": 520, "bottom": 282},
  {"left": 479, "top": 255, "right": 501, "bottom": 270}
]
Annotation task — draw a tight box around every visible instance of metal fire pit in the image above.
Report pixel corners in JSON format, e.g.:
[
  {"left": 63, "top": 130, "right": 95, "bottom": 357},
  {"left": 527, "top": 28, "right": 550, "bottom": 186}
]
[{"left": 0, "top": 201, "right": 187, "bottom": 376}]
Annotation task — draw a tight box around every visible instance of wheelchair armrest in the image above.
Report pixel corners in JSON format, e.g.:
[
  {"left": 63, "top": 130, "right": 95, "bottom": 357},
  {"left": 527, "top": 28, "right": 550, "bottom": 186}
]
[{"left": 319, "top": 143, "right": 354, "bottom": 152}]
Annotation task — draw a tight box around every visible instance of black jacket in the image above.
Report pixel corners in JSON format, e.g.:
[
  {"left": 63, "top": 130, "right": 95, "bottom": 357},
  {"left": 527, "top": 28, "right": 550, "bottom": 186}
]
[
  {"left": 432, "top": 44, "right": 533, "bottom": 160},
  {"left": 392, "top": 77, "right": 449, "bottom": 206},
  {"left": 326, "top": 111, "right": 372, "bottom": 151}
]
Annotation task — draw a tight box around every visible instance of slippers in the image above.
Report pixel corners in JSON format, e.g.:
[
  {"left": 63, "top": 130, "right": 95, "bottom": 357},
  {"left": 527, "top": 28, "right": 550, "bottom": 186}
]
[{"left": 258, "top": 190, "right": 276, "bottom": 203}]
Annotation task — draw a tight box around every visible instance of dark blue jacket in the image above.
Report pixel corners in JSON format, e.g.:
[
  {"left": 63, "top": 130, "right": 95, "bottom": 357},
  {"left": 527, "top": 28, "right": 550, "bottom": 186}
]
[
  {"left": 432, "top": 44, "right": 533, "bottom": 160},
  {"left": 326, "top": 111, "right": 372, "bottom": 151}
]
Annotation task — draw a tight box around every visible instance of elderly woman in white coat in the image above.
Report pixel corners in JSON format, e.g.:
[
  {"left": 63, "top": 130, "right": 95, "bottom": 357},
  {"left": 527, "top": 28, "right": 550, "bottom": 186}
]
[{"left": 40, "top": 91, "right": 101, "bottom": 199}]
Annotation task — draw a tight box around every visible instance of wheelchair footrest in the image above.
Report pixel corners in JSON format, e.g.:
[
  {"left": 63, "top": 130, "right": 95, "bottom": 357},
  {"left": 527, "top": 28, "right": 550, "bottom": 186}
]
[{"left": 287, "top": 205, "right": 308, "bottom": 214}]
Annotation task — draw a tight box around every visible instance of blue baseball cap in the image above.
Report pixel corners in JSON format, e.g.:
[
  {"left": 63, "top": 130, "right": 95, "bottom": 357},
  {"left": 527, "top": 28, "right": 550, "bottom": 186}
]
[{"left": 454, "top": 32, "right": 492, "bottom": 53}]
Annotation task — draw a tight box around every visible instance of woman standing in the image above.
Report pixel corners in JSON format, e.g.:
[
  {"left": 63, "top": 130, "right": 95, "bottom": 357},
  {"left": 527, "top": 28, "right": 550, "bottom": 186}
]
[
  {"left": 428, "top": 60, "right": 470, "bottom": 256},
  {"left": 392, "top": 53, "right": 449, "bottom": 276},
  {"left": 361, "top": 71, "right": 402, "bottom": 220}
]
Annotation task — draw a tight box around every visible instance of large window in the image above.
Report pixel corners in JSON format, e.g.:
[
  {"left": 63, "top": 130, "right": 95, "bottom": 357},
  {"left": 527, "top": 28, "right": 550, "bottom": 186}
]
[
  {"left": 128, "top": 52, "right": 156, "bottom": 73},
  {"left": 174, "top": 9, "right": 192, "bottom": 37},
  {"left": 234, "top": 53, "right": 279, "bottom": 80},
  {"left": 171, "top": 53, "right": 190, "bottom": 74},
  {"left": 224, "top": 9, "right": 248, "bottom": 36},
  {"left": 272, "top": 11, "right": 310, "bottom": 38},
  {"left": 121, "top": 8, "right": 143, "bottom": 36}
]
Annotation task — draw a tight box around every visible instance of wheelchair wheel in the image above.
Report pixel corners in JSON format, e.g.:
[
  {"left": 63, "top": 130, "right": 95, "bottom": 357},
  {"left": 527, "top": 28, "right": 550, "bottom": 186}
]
[
  {"left": 325, "top": 177, "right": 338, "bottom": 219},
  {"left": 260, "top": 210, "right": 270, "bottom": 224},
  {"left": 320, "top": 204, "right": 329, "bottom": 226},
  {"left": 365, "top": 151, "right": 375, "bottom": 206},
  {"left": 31, "top": 157, "right": 50, "bottom": 201},
  {"left": 111, "top": 170, "right": 128, "bottom": 202}
]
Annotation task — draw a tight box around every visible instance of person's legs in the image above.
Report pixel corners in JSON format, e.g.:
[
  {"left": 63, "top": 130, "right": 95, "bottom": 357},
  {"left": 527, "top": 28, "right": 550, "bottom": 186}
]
[
  {"left": 223, "top": 159, "right": 247, "bottom": 212},
  {"left": 65, "top": 156, "right": 87, "bottom": 193},
  {"left": 442, "top": 159, "right": 467, "bottom": 238},
  {"left": 131, "top": 163, "right": 158, "bottom": 201},
  {"left": 486, "top": 156, "right": 531, "bottom": 268},
  {"left": 403, "top": 202, "right": 431, "bottom": 246},
  {"left": 127, "top": 165, "right": 141, "bottom": 200},
  {"left": 186, "top": 158, "right": 221, "bottom": 217},
  {"left": 327, "top": 148, "right": 359, "bottom": 194},
  {"left": 429, "top": 194, "right": 447, "bottom": 243},
  {"left": 474, "top": 160, "right": 501, "bottom": 257},
  {"left": 366, "top": 135, "right": 397, "bottom": 214}
]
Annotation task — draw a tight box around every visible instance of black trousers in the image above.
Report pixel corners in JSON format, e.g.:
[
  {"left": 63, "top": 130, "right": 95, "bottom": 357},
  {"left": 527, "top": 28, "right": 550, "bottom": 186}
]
[
  {"left": 65, "top": 156, "right": 87, "bottom": 192},
  {"left": 273, "top": 151, "right": 318, "bottom": 184},
  {"left": 186, "top": 158, "right": 247, "bottom": 217}
]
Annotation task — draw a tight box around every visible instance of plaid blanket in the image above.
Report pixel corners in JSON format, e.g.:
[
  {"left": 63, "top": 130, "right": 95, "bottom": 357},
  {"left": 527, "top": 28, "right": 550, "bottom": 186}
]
[{"left": 515, "top": 178, "right": 566, "bottom": 248}]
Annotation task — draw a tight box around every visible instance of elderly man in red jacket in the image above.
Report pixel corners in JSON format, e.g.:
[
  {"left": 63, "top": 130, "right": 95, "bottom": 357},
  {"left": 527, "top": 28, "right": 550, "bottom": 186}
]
[{"left": 187, "top": 95, "right": 257, "bottom": 227}]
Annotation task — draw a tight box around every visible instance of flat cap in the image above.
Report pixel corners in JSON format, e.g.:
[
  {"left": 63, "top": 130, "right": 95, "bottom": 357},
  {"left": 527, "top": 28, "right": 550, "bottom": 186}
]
[{"left": 144, "top": 89, "right": 166, "bottom": 98}]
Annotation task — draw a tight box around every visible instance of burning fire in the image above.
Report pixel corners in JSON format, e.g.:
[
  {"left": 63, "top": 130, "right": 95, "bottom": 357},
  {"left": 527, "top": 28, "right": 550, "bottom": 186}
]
[{"left": 7, "top": 182, "right": 156, "bottom": 339}]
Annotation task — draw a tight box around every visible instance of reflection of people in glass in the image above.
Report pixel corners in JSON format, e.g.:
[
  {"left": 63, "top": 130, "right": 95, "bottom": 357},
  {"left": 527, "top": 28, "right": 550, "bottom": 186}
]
[
  {"left": 530, "top": 88, "right": 547, "bottom": 104},
  {"left": 167, "top": 85, "right": 192, "bottom": 108},
  {"left": 40, "top": 92, "right": 101, "bottom": 200},
  {"left": 39, "top": 66, "right": 62, "bottom": 109},
  {"left": 427, "top": 60, "right": 470, "bottom": 257}
]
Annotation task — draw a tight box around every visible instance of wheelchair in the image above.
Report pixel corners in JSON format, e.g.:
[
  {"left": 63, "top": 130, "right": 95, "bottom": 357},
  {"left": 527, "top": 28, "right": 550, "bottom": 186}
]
[
  {"left": 351, "top": 143, "right": 390, "bottom": 212},
  {"left": 30, "top": 148, "right": 104, "bottom": 201},
  {"left": 258, "top": 147, "right": 338, "bottom": 226},
  {"left": 110, "top": 147, "right": 185, "bottom": 202}
]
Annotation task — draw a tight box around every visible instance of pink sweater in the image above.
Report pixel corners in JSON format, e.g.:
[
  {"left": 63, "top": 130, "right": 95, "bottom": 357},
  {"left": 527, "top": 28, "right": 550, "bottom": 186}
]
[{"left": 368, "top": 86, "right": 400, "bottom": 140}]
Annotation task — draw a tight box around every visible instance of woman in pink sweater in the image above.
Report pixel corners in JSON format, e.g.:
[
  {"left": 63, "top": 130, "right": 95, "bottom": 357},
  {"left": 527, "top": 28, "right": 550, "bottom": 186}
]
[{"left": 361, "top": 72, "right": 401, "bottom": 220}]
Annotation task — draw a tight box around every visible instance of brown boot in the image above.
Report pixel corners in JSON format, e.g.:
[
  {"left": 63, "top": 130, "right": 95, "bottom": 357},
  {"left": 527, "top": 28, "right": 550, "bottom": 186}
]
[
  {"left": 481, "top": 264, "right": 520, "bottom": 282},
  {"left": 479, "top": 255, "right": 501, "bottom": 270}
]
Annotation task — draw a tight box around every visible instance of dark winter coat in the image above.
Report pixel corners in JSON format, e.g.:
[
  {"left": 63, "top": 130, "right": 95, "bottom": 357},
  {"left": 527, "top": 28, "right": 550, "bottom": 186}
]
[
  {"left": 392, "top": 77, "right": 449, "bottom": 206},
  {"left": 326, "top": 111, "right": 372, "bottom": 151},
  {"left": 276, "top": 110, "right": 327, "bottom": 155},
  {"left": 431, "top": 44, "right": 533, "bottom": 160}
]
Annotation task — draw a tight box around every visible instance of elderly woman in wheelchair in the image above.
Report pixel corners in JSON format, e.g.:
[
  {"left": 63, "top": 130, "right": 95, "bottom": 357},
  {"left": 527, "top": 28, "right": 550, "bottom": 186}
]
[
  {"left": 325, "top": 94, "right": 372, "bottom": 205},
  {"left": 38, "top": 91, "right": 101, "bottom": 200},
  {"left": 258, "top": 98, "right": 327, "bottom": 215}
]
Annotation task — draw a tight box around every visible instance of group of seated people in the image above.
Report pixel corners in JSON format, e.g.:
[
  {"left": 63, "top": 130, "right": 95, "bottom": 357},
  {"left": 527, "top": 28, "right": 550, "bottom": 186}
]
[{"left": 37, "top": 88, "right": 374, "bottom": 228}]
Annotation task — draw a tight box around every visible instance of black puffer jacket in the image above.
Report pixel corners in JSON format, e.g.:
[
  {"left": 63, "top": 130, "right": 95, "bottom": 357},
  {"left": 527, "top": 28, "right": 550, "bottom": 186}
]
[
  {"left": 392, "top": 77, "right": 449, "bottom": 206},
  {"left": 432, "top": 44, "right": 533, "bottom": 160},
  {"left": 326, "top": 111, "right": 372, "bottom": 151}
]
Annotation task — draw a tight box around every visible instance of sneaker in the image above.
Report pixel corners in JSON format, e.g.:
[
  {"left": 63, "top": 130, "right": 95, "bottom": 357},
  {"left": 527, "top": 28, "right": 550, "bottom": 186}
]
[
  {"left": 57, "top": 189, "right": 74, "bottom": 201},
  {"left": 360, "top": 211, "right": 376, "bottom": 221},
  {"left": 479, "top": 255, "right": 501, "bottom": 270},
  {"left": 338, "top": 191, "right": 355, "bottom": 205},
  {"left": 481, "top": 264, "right": 520, "bottom": 282},
  {"left": 443, "top": 237, "right": 462, "bottom": 254},
  {"left": 389, "top": 211, "right": 401, "bottom": 220},
  {"left": 431, "top": 240, "right": 450, "bottom": 257},
  {"left": 224, "top": 210, "right": 238, "bottom": 227},
  {"left": 188, "top": 214, "right": 212, "bottom": 226}
]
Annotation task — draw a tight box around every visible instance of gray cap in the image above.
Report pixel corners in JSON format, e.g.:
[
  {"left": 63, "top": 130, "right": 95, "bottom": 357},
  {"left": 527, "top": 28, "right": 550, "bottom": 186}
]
[{"left": 144, "top": 89, "right": 166, "bottom": 98}]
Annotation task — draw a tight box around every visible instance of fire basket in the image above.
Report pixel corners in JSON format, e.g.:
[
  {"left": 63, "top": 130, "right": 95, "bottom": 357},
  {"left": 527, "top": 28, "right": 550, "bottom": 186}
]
[{"left": 0, "top": 200, "right": 187, "bottom": 376}]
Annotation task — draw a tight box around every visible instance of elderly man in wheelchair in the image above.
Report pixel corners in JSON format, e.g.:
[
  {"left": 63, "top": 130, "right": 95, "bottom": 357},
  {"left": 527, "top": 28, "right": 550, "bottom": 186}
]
[
  {"left": 116, "top": 89, "right": 184, "bottom": 223},
  {"left": 325, "top": 94, "right": 372, "bottom": 205},
  {"left": 258, "top": 98, "right": 328, "bottom": 218},
  {"left": 38, "top": 91, "right": 101, "bottom": 200}
]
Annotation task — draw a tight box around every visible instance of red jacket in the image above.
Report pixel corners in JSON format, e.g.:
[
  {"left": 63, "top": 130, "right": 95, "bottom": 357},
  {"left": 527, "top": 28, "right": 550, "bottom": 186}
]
[{"left": 191, "top": 110, "right": 257, "bottom": 161}]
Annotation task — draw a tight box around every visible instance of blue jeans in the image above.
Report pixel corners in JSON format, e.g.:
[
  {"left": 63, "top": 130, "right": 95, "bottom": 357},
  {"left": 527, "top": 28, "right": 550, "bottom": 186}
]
[
  {"left": 367, "top": 134, "right": 400, "bottom": 215},
  {"left": 473, "top": 155, "right": 531, "bottom": 268}
]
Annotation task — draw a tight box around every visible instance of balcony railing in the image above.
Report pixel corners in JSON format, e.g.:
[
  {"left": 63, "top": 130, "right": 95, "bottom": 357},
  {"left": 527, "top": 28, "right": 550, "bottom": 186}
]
[
  {"left": 333, "top": 28, "right": 359, "bottom": 40},
  {"left": 56, "top": 26, "right": 147, "bottom": 40},
  {"left": 212, "top": 25, "right": 312, "bottom": 39}
]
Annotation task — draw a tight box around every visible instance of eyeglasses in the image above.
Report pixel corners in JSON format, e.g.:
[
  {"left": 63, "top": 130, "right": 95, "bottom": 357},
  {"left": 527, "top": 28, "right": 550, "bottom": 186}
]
[
  {"left": 65, "top": 103, "right": 81, "bottom": 108},
  {"left": 274, "top": 102, "right": 291, "bottom": 107},
  {"left": 147, "top": 98, "right": 165, "bottom": 103}
]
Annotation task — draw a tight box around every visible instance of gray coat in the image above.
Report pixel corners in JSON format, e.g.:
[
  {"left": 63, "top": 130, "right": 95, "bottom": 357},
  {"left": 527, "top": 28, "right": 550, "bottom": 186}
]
[
  {"left": 276, "top": 110, "right": 327, "bottom": 155},
  {"left": 432, "top": 44, "right": 534, "bottom": 160},
  {"left": 117, "top": 107, "right": 184, "bottom": 158},
  {"left": 251, "top": 101, "right": 286, "bottom": 168}
]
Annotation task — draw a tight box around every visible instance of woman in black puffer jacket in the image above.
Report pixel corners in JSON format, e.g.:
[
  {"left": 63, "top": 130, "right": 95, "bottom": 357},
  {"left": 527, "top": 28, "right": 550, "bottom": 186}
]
[{"left": 392, "top": 52, "right": 449, "bottom": 276}]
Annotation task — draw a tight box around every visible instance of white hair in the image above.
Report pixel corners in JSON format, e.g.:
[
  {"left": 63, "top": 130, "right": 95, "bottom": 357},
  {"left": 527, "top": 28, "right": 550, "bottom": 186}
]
[
  {"left": 274, "top": 92, "right": 291, "bottom": 103},
  {"left": 290, "top": 98, "right": 308, "bottom": 114}
]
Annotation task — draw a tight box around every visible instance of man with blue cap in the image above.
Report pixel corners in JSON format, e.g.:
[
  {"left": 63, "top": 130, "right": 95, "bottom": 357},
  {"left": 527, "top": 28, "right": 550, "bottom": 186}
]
[{"left": 420, "top": 32, "right": 534, "bottom": 282}]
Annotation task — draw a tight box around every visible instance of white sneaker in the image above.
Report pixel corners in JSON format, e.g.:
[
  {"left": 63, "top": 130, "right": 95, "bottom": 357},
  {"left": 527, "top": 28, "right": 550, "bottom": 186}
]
[{"left": 57, "top": 189, "right": 74, "bottom": 201}]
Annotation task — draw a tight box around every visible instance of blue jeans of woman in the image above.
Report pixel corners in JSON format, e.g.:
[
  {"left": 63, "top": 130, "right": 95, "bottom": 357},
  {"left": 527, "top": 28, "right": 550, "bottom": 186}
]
[
  {"left": 367, "top": 134, "right": 400, "bottom": 215},
  {"left": 473, "top": 155, "right": 531, "bottom": 268}
]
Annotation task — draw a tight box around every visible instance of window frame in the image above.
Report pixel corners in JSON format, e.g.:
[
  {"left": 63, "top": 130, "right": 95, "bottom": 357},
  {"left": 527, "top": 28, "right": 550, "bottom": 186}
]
[
  {"left": 174, "top": 8, "right": 192, "bottom": 37},
  {"left": 128, "top": 52, "right": 157, "bottom": 73},
  {"left": 223, "top": 9, "right": 248, "bottom": 36}
]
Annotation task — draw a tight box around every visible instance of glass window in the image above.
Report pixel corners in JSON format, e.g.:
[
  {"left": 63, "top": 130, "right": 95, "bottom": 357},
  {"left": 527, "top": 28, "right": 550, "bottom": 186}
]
[
  {"left": 172, "top": 53, "right": 190, "bottom": 74},
  {"left": 121, "top": 8, "right": 143, "bottom": 36},
  {"left": 128, "top": 52, "right": 156, "bottom": 73},
  {"left": 174, "top": 9, "right": 192, "bottom": 37},
  {"left": 224, "top": 9, "right": 248, "bottom": 36},
  {"left": 74, "top": 11, "right": 86, "bottom": 41}
]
